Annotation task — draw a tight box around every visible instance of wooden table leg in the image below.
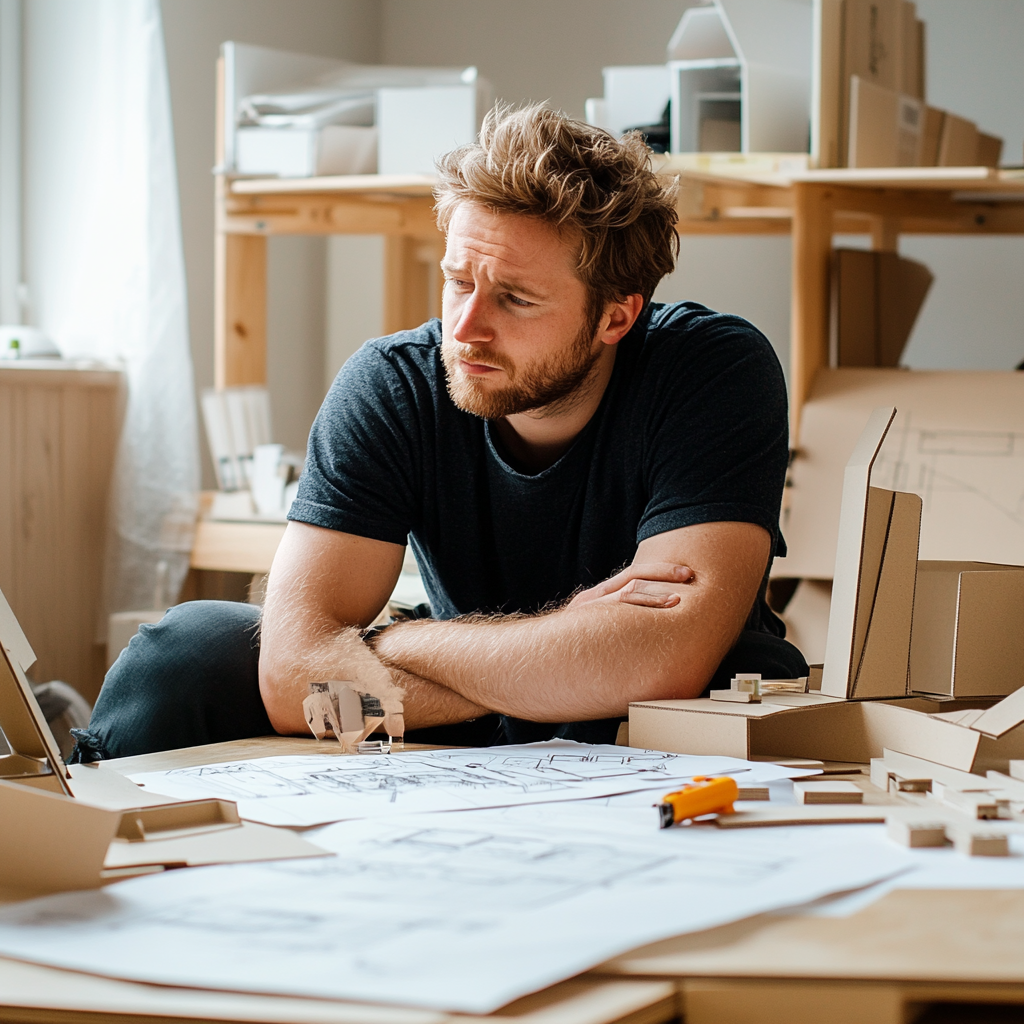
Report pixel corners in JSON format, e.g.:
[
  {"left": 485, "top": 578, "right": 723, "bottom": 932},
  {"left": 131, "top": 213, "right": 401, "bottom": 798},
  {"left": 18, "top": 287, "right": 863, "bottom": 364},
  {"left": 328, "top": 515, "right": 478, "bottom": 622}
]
[
  {"left": 384, "top": 236, "right": 444, "bottom": 336},
  {"left": 790, "top": 182, "right": 835, "bottom": 441},
  {"left": 215, "top": 232, "right": 267, "bottom": 388}
]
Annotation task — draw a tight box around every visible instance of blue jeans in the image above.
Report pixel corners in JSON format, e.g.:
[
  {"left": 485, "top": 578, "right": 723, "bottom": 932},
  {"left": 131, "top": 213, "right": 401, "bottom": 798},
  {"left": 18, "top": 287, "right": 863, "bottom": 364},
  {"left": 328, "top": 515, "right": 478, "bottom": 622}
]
[{"left": 70, "top": 601, "right": 808, "bottom": 762}]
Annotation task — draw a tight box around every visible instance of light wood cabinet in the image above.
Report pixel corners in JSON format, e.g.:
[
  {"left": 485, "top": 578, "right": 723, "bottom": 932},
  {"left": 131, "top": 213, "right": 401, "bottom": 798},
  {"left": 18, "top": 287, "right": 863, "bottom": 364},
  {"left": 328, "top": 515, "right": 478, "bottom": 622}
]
[{"left": 0, "top": 362, "right": 124, "bottom": 703}]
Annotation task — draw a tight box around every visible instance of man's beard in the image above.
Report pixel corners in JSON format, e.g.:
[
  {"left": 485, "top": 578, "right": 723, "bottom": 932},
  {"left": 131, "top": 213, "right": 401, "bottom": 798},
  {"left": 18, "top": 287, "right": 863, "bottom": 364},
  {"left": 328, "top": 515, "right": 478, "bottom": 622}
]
[{"left": 442, "top": 317, "right": 603, "bottom": 420}]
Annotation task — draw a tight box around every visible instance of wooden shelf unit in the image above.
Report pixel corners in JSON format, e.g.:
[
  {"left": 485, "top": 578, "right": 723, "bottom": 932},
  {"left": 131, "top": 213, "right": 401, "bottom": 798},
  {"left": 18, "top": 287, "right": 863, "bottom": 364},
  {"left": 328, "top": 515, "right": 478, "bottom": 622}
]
[{"left": 204, "top": 164, "right": 1024, "bottom": 574}]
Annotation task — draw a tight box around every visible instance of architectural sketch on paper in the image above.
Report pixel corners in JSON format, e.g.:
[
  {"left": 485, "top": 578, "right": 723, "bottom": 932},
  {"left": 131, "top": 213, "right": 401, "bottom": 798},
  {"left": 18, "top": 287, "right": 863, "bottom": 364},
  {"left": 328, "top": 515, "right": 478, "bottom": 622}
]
[
  {"left": 874, "top": 417, "right": 1024, "bottom": 543},
  {"left": 0, "top": 808, "right": 909, "bottom": 1014}
]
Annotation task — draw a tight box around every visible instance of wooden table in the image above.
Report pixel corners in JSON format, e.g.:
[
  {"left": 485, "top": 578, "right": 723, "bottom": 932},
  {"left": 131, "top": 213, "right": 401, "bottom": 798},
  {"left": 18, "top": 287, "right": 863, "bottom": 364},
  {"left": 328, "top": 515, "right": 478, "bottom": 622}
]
[{"left": 3, "top": 737, "right": 1023, "bottom": 1021}]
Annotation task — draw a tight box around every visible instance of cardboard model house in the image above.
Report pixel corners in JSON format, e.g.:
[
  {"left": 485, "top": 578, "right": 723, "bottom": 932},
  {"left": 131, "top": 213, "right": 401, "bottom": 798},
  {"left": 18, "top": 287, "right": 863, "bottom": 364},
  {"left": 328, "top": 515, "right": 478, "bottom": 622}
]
[
  {"left": 630, "top": 407, "right": 1024, "bottom": 774},
  {"left": 666, "top": 0, "right": 812, "bottom": 154}
]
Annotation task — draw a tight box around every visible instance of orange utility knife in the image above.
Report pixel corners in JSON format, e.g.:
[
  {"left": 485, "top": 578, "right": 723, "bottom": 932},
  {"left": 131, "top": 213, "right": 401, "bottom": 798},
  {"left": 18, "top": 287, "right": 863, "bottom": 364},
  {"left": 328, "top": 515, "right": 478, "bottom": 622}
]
[{"left": 657, "top": 775, "right": 738, "bottom": 828}]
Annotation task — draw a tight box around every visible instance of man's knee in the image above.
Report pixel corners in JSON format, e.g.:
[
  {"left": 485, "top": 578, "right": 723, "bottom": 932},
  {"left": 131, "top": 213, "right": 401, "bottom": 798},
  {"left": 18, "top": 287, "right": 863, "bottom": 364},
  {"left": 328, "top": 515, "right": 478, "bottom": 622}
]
[{"left": 71, "top": 601, "right": 268, "bottom": 762}]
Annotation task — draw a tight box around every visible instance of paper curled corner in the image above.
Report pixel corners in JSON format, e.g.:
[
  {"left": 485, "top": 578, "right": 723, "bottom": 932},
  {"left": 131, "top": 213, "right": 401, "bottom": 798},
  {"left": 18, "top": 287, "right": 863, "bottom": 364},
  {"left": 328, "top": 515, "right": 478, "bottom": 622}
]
[{"left": 302, "top": 679, "right": 405, "bottom": 753}]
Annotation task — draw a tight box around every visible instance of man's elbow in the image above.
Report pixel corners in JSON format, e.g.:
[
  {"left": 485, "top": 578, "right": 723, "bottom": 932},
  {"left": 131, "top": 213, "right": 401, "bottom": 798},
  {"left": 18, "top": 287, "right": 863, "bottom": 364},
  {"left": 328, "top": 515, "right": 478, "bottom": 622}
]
[
  {"left": 258, "top": 657, "right": 306, "bottom": 736},
  {"left": 640, "top": 636, "right": 734, "bottom": 702}
]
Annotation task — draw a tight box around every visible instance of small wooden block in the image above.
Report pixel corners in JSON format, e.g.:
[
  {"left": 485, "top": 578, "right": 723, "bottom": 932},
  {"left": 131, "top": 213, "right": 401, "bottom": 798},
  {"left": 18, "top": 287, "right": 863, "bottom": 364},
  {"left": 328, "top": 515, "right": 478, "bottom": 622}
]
[
  {"left": 936, "top": 788, "right": 1003, "bottom": 820},
  {"left": 886, "top": 818, "right": 947, "bottom": 849},
  {"left": 710, "top": 689, "right": 761, "bottom": 704},
  {"left": 952, "top": 830, "right": 1010, "bottom": 857},
  {"left": 793, "top": 780, "right": 864, "bottom": 805},
  {"left": 736, "top": 786, "right": 770, "bottom": 801}
]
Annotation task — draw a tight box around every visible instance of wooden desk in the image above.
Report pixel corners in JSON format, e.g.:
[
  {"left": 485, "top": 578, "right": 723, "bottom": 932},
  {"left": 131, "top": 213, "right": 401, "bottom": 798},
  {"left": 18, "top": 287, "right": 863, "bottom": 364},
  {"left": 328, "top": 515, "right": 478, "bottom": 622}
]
[
  {"left": 2, "top": 737, "right": 1023, "bottom": 1021},
  {"left": 105, "top": 739, "right": 1024, "bottom": 1023}
]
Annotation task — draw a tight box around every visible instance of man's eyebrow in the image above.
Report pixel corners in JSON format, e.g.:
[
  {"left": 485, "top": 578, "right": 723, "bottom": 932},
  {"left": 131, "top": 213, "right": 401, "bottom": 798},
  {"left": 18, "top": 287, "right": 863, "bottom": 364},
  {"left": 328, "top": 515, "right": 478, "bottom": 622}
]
[{"left": 439, "top": 260, "right": 548, "bottom": 301}]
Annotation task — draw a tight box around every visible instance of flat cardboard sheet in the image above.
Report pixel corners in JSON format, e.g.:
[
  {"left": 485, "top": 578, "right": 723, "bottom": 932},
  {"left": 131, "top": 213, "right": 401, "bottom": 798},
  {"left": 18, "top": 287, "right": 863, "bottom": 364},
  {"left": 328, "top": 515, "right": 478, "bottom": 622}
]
[
  {"left": 776, "top": 369, "right": 1024, "bottom": 578},
  {"left": 0, "top": 802, "right": 911, "bottom": 1013}
]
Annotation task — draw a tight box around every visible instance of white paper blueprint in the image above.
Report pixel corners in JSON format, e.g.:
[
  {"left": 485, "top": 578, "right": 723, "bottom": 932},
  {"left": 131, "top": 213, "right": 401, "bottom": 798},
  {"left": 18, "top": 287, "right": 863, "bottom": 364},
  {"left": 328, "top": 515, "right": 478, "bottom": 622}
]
[
  {"left": 0, "top": 807, "right": 910, "bottom": 1012},
  {"left": 129, "top": 741, "right": 815, "bottom": 827}
]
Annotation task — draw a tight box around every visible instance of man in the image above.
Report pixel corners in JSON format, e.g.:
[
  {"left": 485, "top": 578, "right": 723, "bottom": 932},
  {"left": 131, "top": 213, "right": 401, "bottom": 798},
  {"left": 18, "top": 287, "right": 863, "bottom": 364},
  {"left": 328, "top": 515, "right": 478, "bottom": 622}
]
[{"left": 70, "top": 105, "right": 805, "bottom": 763}]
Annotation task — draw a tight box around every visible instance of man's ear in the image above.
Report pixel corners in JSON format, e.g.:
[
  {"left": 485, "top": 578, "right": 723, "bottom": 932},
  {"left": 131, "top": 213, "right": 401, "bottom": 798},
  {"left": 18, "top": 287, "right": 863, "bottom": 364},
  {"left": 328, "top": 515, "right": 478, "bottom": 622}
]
[{"left": 597, "top": 294, "right": 645, "bottom": 347}]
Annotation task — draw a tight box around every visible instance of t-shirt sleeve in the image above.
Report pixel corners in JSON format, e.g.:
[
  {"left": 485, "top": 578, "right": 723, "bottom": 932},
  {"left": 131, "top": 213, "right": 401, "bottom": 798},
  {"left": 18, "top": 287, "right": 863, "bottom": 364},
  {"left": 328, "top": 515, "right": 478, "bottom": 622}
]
[
  {"left": 636, "top": 306, "right": 789, "bottom": 552},
  {"left": 287, "top": 338, "right": 425, "bottom": 545}
]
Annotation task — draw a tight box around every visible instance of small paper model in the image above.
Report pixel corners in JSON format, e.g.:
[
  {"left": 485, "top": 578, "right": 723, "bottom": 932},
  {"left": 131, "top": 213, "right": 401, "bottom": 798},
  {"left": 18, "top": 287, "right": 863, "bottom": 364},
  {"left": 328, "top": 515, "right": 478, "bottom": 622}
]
[{"left": 303, "top": 679, "right": 405, "bottom": 753}]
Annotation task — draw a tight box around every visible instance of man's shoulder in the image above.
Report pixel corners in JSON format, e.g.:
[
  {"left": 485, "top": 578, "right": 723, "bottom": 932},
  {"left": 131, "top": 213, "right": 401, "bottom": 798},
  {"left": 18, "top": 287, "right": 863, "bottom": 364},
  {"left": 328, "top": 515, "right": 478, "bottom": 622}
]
[
  {"left": 347, "top": 319, "right": 443, "bottom": 379},
  {"left": 642, "top": 300, "right": 773, "bottom": 356}
]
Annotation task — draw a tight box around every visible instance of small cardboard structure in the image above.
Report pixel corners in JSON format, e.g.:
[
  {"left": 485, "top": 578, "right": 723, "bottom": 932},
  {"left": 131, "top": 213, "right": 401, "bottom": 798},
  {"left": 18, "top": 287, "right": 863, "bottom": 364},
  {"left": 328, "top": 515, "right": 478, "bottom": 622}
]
[
  {"left": 0, "top": 587, "right": 326, "bottom": 894},
  {"left": 666, "top": 0, "right": 812, "bottom": 154},
  {"left": 629, "top": 408, "right": 1024, "bottom": 774},
  {"left": 910, "top": 561, "right": 1024, "bottom": 698},
  {"left": 819, "top": 407, "right": 921, "bottom": 699},
  {"left": 629, "top": 692, "right": 1024, "bottom": 775}
]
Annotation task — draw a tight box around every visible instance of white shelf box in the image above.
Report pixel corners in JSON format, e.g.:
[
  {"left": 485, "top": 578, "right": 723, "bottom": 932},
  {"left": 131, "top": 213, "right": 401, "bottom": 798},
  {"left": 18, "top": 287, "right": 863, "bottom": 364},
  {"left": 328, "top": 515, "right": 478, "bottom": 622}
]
[{"left": 667, "top": 0, "right": 812, "bottom": 155}]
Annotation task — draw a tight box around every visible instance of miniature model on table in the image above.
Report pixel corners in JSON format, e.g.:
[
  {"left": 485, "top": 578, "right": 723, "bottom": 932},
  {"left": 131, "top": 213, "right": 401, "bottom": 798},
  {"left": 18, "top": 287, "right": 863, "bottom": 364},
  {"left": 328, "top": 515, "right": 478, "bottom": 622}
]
[{"left": 70, "top": 105, "right": 806, "bottom": 762}]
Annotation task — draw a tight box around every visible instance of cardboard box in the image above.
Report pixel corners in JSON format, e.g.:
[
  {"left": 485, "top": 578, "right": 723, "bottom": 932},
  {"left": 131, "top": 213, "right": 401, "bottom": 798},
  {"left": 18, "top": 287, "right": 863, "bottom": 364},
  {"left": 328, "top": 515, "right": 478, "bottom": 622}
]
[
  {"left": 629, "top": 692, "right": 1024, "bottom": 774},
  {"left": 937, "top": 111, "right": 979, "bottom": 167},
  {"left": 847, "top": 76, "right": 924, "bottom": 168},
  {"left": 910, "top": 561, "right": 1024, "bottom": 697}
]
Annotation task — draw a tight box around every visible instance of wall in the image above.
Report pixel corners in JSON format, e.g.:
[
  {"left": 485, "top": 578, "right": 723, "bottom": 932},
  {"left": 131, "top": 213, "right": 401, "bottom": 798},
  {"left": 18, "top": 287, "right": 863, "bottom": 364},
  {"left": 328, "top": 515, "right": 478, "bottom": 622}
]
[{"left": 159, "top": 0, "right": 381, "bottom": 476}]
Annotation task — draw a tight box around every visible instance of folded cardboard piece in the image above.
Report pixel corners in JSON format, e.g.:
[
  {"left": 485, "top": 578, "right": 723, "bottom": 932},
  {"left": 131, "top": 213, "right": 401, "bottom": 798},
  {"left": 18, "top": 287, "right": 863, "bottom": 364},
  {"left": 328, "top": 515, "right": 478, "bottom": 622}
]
[
  {"left": 830, "top": 249, "right": 933, "bottom": 369},
  {"left": 820, "top": 407, "right": 921, "bottom": 699},
  {"left": 0, "top": 588, "right": 326, "bottom": 895},
  {"left": 630, "top": 407, "right": 1024, "bottom": 773},
  {"left": 910, "top": 561, "right": 1024, "bottom": 698}
]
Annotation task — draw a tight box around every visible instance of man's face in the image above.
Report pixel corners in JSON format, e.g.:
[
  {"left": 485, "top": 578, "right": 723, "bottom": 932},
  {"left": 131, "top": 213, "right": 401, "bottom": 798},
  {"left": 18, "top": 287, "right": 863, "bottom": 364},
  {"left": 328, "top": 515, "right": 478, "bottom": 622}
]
[{"left": 440, "top": 203, "right": 603, "bottom": 419}]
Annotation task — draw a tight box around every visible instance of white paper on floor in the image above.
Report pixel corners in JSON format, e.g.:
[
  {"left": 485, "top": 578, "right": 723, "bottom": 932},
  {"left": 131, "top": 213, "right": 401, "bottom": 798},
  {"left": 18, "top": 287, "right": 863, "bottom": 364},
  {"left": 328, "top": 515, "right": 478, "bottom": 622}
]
[
  {"left": 0, "top": 805, "right": 911, "bottom": 1013},
  {"left": 128, "top": 740, "right": 818, "bottom": 827}
]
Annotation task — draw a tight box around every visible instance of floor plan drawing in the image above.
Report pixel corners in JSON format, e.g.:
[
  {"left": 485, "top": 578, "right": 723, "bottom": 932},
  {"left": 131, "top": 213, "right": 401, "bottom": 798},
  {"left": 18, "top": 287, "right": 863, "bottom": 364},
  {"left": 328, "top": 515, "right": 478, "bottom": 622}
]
[
  {"left": 129, "top": 742, "right": 814, "bottom": 826},
  {"left": 0, "top": 807, "right": 911, "bottom": 1012}
]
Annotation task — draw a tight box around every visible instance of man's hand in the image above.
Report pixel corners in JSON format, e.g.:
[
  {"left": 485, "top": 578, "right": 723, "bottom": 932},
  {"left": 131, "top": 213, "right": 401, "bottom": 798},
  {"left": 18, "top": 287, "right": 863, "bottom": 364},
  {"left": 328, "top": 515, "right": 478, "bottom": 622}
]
[{"left": 569, "top": 562, "right": 694, "bottom": 609}]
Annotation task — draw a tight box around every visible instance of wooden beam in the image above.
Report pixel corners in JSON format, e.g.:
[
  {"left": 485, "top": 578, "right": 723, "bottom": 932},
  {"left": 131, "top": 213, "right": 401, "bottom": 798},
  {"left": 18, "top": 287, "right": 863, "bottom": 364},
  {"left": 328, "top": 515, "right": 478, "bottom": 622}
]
[
  {"left": 221, "top": 193, "right": 441, "bottom": 239},
  {"left": 214, "top": 232, "right": 267, "bottom": 388},
  {"left": 789, "top": 183, "right": 834, "bottom": 441},
  {"left": 384, "top": 236, "right": 443, "bottom": 335}
]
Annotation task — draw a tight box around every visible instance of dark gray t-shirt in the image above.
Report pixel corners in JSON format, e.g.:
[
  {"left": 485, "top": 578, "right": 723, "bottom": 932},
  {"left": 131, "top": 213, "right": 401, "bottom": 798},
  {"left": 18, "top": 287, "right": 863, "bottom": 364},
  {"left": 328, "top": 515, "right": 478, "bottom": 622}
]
[{"left": 290, "top": 301, "right": 789, "bottom": 632}]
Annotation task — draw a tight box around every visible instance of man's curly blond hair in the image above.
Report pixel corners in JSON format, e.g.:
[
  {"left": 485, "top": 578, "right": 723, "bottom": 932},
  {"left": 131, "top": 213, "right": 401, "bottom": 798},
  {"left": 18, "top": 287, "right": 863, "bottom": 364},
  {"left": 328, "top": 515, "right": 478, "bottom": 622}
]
[{"left": 433, "top": 104, "right": 679, "bottom": 313}]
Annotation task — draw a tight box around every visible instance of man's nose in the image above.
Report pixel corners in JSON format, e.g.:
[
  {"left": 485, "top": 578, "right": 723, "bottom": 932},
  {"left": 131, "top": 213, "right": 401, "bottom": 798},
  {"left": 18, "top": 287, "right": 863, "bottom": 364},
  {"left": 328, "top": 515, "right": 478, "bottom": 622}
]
[{"left": 452, "top": 289, "right": 494, "bottom": 345}]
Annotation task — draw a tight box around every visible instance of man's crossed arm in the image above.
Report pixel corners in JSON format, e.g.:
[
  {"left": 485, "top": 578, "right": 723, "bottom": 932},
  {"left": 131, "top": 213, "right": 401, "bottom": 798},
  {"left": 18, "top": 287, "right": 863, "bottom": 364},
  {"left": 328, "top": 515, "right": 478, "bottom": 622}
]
[{"left": 258, "top": 520, "right": 771, "bottom": 735}]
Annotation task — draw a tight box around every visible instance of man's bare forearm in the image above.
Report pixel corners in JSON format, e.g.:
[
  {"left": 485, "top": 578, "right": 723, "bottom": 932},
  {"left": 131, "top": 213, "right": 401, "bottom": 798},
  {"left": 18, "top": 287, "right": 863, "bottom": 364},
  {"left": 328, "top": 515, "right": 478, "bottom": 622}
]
[
  {"left": 259, "top": 615, "right": 488, "bottom": 734},
  {"left": 372, "top": 597, "right": 729, "bottom": 722}
]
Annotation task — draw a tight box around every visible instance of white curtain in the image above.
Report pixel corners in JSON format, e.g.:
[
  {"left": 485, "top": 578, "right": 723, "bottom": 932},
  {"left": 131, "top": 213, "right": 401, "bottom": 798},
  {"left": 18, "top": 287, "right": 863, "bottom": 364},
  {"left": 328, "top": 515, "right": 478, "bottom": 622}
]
[{"left": 24, "top": 0, "right": 199, "bottom": 620}]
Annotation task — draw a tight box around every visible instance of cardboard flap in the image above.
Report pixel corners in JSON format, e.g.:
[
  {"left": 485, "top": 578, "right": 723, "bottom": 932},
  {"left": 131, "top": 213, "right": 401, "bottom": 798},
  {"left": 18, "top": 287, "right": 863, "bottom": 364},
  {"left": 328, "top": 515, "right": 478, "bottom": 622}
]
[
  {"left": 821, "top": 407, "right": 900, "bottom": 698},
  {"left": 0, "top": 587, "right": 35, "bottom": 671},
  {"left": 0, "top": 780, "right": 118, "bottom": 894},
  {"left": 851, "top": 488, "right": 921, "bottom": 698},
  {"left": 104, "top": 820, "right": 329, "bottom": 871},
  {"left": 970, "top": 686, "right": 1024, "bottom": 739},
  {"left": 0, "top": 643, "right": 71, "bottom": 794}
]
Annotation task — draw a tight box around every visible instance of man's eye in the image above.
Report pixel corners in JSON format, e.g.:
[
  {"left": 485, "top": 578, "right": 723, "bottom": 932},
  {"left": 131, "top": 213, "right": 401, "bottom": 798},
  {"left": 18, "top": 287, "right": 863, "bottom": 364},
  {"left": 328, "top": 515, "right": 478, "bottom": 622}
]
[{"left": 507, "top": 294, "right": 533, "bottom": 308}]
